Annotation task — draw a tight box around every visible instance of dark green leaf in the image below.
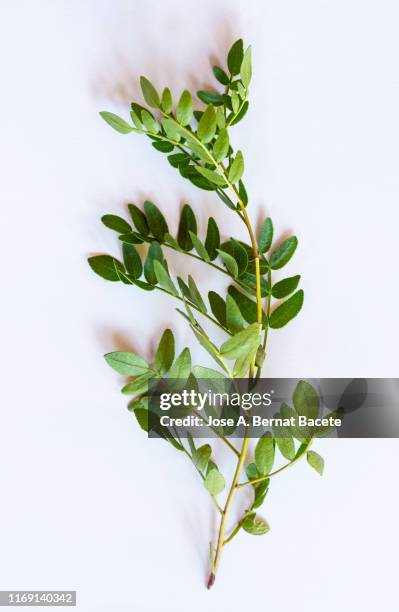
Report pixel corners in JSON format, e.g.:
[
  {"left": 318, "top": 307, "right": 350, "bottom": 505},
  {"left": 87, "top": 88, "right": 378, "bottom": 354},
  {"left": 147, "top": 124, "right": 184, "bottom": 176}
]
[
  {"left": 271, "top": 275, "right": 300, "bottom": 299},
  {"left": 176, "top": 90, "right": 193, "bottom": 126},
  {"left": 104, "top": 351, "right": 149, "bottom": 376},
  {"left": 88, "top": 255, "right": 124, "bottom": 282},
  {"left": 269, "top": 290, "right": 304, "bottom": 329},
  {"left": 205, "top": 217, "right": 220, "bottom": 260},
  {"left": 164, "top": 233, "right": 180, "bottom": 250},
  {"left": 229, "top": 101, "right": 249, "bottom": 125},
  {"left": 227, "top": 39, "right": 244, "bottom": 76},
  {"left": 99, "top": 111, "right": 133, "bottom": 134},
  {"left": 144, "top": 241, "right": 164, "bottom": 284},
  {"left": 238, "top": 179, "right": 248, "bottom": 206},
  {"left": 242, "top": 513, "right": 270, "bottom": 536},
  {"left": 258, "top": 217, "right": 273, "bottom": 253},
  {"left": 101, "top": 214, "right": 131, "bottom": 234},
  {"left": 143, "top": 200, "right": 169, "bottom": 240},
  {"left": 228, "top": 286, "right": 267, "bottom": 328},
  {"left": 254, "top": 432, "right": 275, "bottom": 475},
  {"left": 220, "top": 240, "right": 248, "bottom": 276},
  {"left": 122, "top": 243, "right": 142, "bottom": 279},
  {"left": 177, "top": 204, "right": 197, "bottom": 250},
  {"left": 140, "top": 76, "right": 160, "bottom": 108},
  {"left": 208, "top": 291, "right": 226, "bottom": 327},
  {"left": 226, "top": 294, "right": 244, "bottom": 333},
  {"left": 307, "top": 450, "right": 324, "bottom": 476},
  {"left": 212, "top": 65, "right": 230, "bottom": 85},
  {"left": 152, "top": 140, "right": 174, "bottom": 152},
  {"left": 197, "top": 105, "right": 217, "bottom": 143},
  {"left": 197, "top": 90, "right": 225, "bottom": 106},
  {"left": 293, "top": 380, "right": 320, "bottom": 420},
  {"left": 128, "top": 204, "right": 149, "bottom": 235},
  {"left": 155, "top": 329, "right": 175, "bottom": 374},
  {"left": 118, "top": 232, "right": 144, "bottom": 245},
  {"left": 269, "top": 237, "right": 298, "bottom": 269}
]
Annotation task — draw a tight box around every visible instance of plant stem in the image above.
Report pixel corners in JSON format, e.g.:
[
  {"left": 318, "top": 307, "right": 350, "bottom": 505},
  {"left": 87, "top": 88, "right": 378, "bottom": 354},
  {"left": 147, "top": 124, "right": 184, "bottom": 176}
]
[
  {"left": 237, "top": 439, "right": 313, "bottom": 488},
  {"left": 190, "top": 408, "right": 240, "bottom": 457},
  {"left": 207, "top": 425, "right": 250, "bottom": 588}
]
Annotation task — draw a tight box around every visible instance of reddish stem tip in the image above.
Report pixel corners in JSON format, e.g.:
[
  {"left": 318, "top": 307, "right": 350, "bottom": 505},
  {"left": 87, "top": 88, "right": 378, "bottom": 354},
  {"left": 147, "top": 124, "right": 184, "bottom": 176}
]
[{"left": 207, "top": 572, "right": 216, "bottom": 589}]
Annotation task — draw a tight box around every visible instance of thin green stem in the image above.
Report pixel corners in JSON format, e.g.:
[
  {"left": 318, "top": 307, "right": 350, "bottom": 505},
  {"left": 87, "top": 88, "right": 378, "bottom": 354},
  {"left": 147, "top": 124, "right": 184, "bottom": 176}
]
[
  {"left": 237, "top": 440, "right": 313, "bottom": 488},
  {"left": 191, "top": 408, "right": 240, "bottom": 457},
  {"left": 182, "top": 447, "right": 223, "bottom": 514}
]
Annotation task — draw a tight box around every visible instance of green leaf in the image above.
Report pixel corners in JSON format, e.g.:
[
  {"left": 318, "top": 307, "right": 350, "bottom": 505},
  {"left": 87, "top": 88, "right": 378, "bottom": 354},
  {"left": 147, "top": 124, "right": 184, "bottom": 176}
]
[
  {"left": 293, "top": 380, "right": 320, "bottom": 420},
  {"left": 154, "top": 260, "right": 178, "bottom": 295},
  {"left": 130, "top": 109, "right": 142, "bottom": 129},
  {"left": 140, "top": 76, "right": 160, "bottom": 108},
  {"left": 227, "top": 39, "right": 244, "bottom": 76},
  {"left": 177, "top": 204, "right": 197, "bottom": 250},
  {"left": 129, "top": 397, "right": 149, "bottom": 431},
  {"left": 216, "top": 106, "right": 226, "bottom": 129},
  {"left": 141, "top": 109, "right": 159, "bottom": 133},
  {"left": 143, "top": 201, "right": 169, "bottom": 241},
  {"left": 228, "top": 286, "right": 267, "bottom": 328},
  {"left": 273, "top": 418, "right": 296, "bottom": 460},
  {"left": 269, "top": 290, "right": 304, "bottom": 329},
  {"left": 122, "top": 243, "right": 142, "bottom": 279},
  {"left": 272, "top": 275, "right": 300, "bottom": 299},
  {"left": 228, "top": 151, "right": 244, "bottom": 183},
  {"left": 258, "top": 217, "right": 273, "bottom": 253},
  {"left": 240, "top": 46, "right": 252, "bottom": 88},
  {"left": 104, "top": 351, "right": 149, "bottom": 376},
  {"left": 99, "top": 111, "right": 133, "bottom": 134},
  {"left": 213, "top": 128, "right": 229, "bottom": 162},
  {"left": 128, "top": 204, "right": 149, "bottom": 236},
  {"left": 161, "top": 118, "right": 181, "bottom": 141},
  {"left": 197, "top": 106, "right": 217, "bottom": 143},
  {"left": 189, "top": 231, "right": 210, "bottom": 262},
  {"left": 188, "top": 275, "right": 207, "bottom": 312},
  {"left": 161, "top": 87, "right": 173, "bottom": 113},
  {"left": 193, "top": 444, "right": 212, "bottom": 472},
  {"left": 118, "top": 232, "right": 144, "bottom": 245},
  {"left": 220, "top": 322, "right": 260, "bottom": 360},
  {"left": 269, "top": 236, "right": 298, "bottom": 270},
  {"left": 208, "top": 291, "right": 227, "bottom": 327},
  {"left": 226, "top": 294, "right": 245, "bottom": 333},
  {"left": 231, "top": 91, "right": 240, "bottom": 114},
  {"left": 121, "top": 371, "right": 153, "bottom": 395},
  {"left": 307, "top": 450, "right": 324, "bottom": 476},
  {"left": 254, "top": 432, "right": 275, "bottom": 475},
  {"left": 155, "top": 328, "right": 175, "bottom": 374},
  {"left": 212, "top": 65, "right": 230, "bottom": 85},
  {"left": 205, "top": 217, "right": 220, "bottom": 260},
  {"left": 176, "top": 90, "right": 193, "bottom": 126},
  {"left": 169, "top": 347, "right": 192, "bottom": 381},
  {"left": 204, "top": 469, "right": 225, "bottom": 495},
  {"left": 217, "top": 249, "right": 238, "bottom": 277},
  {"left": 88, "top": 255, "right": 124, "bottom": 282},
  {"left": 241, "top": 513, "right": 270, "bottom": 535},
  {"left": 163, "top": 233, "right": 180, "bottom": 249},
  {"left": 192, "top": 366, "right": 225, "bottom": 379},
  {"left": 101, "top": 214, "right": 131, "bottom": 234},
  {"left": 152, "top": 140, "right": 174, "bottom": 153},
  {"left": 229, "top": 101, "right": 249, "bottom": 126},
  {"left": 220, "top": 240, "right": 248, "bottom": 276},
  {"left": 197, "top": 90, "right": 224, "bottom": 106},
  {"left": 196, "top": 166, "right": 226, "bottom": 187},
  {"left": 144, "top": 241, "right": 164, "bottom": 285}
]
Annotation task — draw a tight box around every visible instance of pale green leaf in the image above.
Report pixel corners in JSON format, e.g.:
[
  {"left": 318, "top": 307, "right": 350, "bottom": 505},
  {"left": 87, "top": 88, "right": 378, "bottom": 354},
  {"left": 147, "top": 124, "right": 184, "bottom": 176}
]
[{"left": 104, "top": 351, "right": 149, "bottom": 376}]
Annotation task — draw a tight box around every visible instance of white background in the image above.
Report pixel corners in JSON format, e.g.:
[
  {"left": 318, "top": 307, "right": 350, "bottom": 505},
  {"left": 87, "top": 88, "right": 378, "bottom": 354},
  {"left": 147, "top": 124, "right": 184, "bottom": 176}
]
[{"left": 1, "top": 1, "right": 399, "bottom": 610}]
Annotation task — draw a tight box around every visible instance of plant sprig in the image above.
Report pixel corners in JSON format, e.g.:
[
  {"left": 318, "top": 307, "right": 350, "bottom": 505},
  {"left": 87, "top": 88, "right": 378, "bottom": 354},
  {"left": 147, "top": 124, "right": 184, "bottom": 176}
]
[{"left": 89, "top": 38, "right": 325, "bottom": 589}]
